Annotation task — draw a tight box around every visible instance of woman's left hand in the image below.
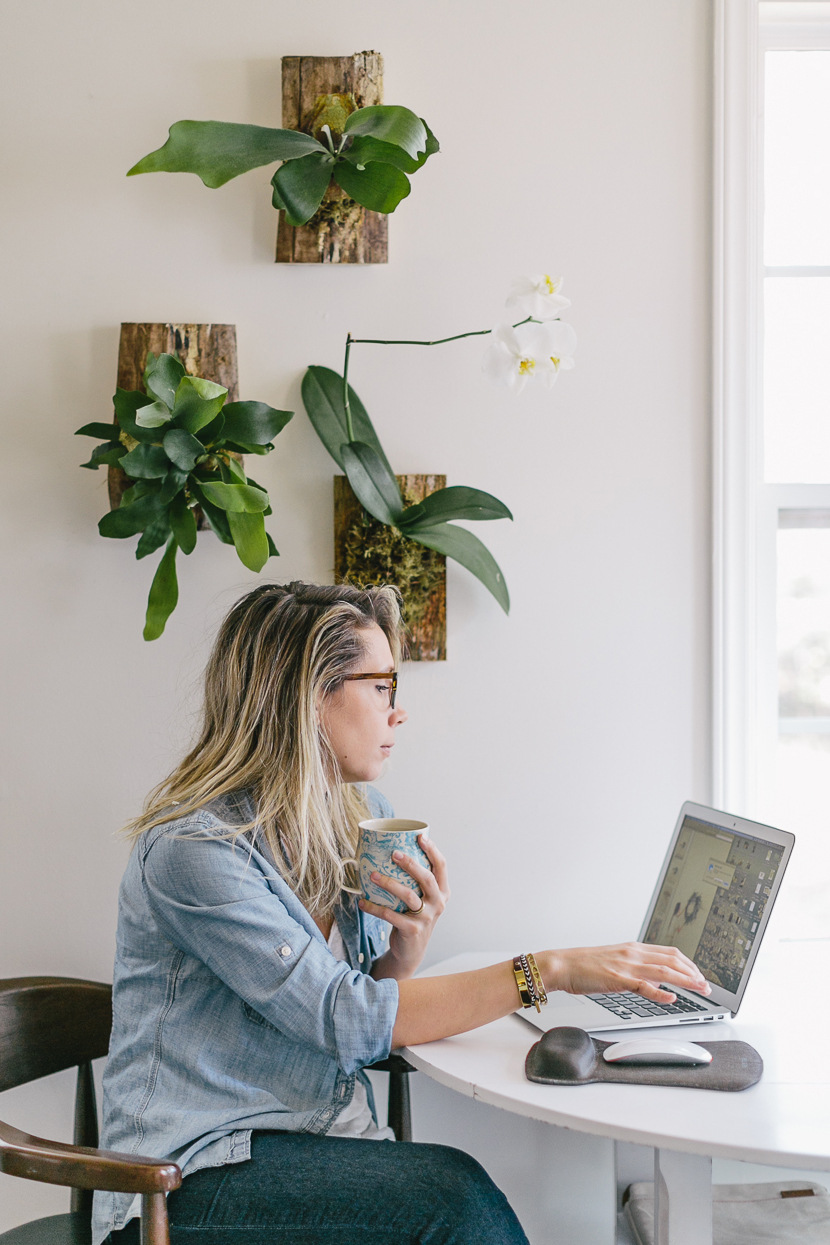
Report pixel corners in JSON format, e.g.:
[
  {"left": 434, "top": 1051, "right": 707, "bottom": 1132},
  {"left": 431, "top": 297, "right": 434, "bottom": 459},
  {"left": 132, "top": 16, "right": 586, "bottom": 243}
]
[{"left": 362, "top": 834, "right": 450, "bottom": 980}]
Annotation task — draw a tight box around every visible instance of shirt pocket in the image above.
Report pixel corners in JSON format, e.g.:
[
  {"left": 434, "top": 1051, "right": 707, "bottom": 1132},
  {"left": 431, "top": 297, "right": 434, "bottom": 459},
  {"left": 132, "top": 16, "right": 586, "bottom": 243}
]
[{"left": 241, "top": 999, "right": 280, "bottom": 1032}]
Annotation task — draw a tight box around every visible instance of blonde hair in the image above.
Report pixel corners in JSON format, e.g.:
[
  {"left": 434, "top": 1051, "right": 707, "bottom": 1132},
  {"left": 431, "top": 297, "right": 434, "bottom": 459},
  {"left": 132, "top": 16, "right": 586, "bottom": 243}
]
[{"left": 125, "top": 582, "right": 404, "bottom": 915}]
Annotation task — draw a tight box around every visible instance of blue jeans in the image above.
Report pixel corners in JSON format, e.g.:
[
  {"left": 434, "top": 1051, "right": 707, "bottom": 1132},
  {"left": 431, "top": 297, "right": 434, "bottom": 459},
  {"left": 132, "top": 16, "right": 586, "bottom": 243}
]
[{"left": 111, "top": 1132, "right": 529, "bottom": 1244}]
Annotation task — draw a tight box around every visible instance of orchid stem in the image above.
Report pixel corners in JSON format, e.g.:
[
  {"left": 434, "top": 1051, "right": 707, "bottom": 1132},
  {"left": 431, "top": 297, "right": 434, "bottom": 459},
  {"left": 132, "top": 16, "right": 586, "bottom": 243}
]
[{"left": 340, "top": 317, "right": 536, "bottom": 443}]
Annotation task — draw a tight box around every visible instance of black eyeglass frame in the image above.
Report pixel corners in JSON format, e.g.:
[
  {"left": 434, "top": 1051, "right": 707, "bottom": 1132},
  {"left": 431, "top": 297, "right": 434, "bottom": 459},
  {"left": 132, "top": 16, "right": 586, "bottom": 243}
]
[{"left": 343, "top": 671, "right": 398, "bottom": 709}]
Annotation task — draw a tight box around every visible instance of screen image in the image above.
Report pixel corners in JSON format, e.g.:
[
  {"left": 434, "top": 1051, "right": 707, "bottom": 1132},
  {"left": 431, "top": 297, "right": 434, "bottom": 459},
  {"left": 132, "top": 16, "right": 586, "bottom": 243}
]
[{"left": 643, "top": 816, "right": 785, "bottom": 994}]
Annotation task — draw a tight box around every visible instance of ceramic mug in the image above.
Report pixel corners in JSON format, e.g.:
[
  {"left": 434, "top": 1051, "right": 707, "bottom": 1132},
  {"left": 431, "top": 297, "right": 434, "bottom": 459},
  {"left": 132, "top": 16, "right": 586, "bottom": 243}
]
[{"left": 356, "top": 818, "right": 431, "bottom": 913}]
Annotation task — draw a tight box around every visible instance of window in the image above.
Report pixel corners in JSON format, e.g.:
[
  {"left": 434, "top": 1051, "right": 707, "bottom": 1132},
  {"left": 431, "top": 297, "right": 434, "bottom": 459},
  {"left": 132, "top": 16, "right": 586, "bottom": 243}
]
[{"left": 715, "top": 1, "right": 830, "bottom": 935}]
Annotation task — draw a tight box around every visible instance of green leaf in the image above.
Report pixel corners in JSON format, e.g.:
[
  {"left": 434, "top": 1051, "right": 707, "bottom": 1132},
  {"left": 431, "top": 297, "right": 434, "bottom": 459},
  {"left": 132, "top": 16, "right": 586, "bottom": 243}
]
[
  {"left": 333, "top": 159, "right": 410, "bottom": 214},
  {"left": 196, "top": 412, "right": 225, "bottom": 446},
  {"left": 119, "top": 443, "right": 171, "bottom": 479},
  {"left": 343, "top": 106, "right": 428, "bottom": 160},
  {"left": 79, "top": 443, "right": 125, "bottom": 470},
  {"left": 199, "top": 480, "right": 269, "bottom": 513},
  {"left": 136, "top": 512, "right": 172, "bottom": 560},
  {"left": 222, "top": 440, "right": 271, "bottom": 455},
  {"left": 190, "top": 483, "right": 234, "bottom": 544},
  {"left": 163, "top": 427, "right": 205, "bottom": 471},
  {"left": 221, "top": 401, "right": 293, "bottom": 446},
  {"left": 342, "top": 123, "right": 439, "bottom": 176},
  {"left": 128, "top": 121, "right": 326, "bottom": 187},
  {"left": 266, "top": 532, "right": 279, "bottom": 558},
  {"left": 220, "top": 457, "right": 247, "bottom": 484},
  {"left": 301, "top": 366, "right": 394, "bottom": 476},
  {"left": 134, "top": 400, "right": 173, "bottom": 429},
  {"left": 98, "top": 490, "right": 166, "bottom": 539},
  {"left": 144, "top": 352, "right": 185, "bottom": 408},
  {"left": 143, "top": 539, "right": 179, "bottom": 641},
  {"left": 406, "top": 522, "right": 510, "bottom": 613},
  {"left": 270, "top": 151, "right": 334, "bottom": 226},
  {"left": 75, "top": 422, "right": 121, "bottom": 440},
  {"left": 398, "top": 486, "right": 513, "bottom": 528},
  {"left": 172, "top": 375, "right": 228, "bottom": 434},
  {"left": 170, "top": 492, "right": 197, "bottom": 554},
  {"left": 228, "top": 510, "right": 269, "bottom": 572},
  {"left": 113, "top": 389, "right": 159, "bottom": 443},
  {"left": 341, "top": 442, "right": 404, "bottom": 526},
  {"left": 159, "top": 466, "right": 189, "bottom": 504}
]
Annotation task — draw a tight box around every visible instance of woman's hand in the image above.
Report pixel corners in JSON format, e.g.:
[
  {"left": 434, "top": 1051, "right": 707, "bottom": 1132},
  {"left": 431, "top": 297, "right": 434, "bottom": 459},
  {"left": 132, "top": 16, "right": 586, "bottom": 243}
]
[
  {"left": 544, "top": 941, "right": 711, "bottom": 1003},
  {"left": 363, "top": 834, "right": 450, "bottom": 980}
]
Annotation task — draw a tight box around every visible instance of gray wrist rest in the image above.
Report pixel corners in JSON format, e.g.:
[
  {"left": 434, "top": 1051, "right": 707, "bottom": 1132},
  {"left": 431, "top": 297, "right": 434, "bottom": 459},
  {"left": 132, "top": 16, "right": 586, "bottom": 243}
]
[{"left": 525, "top": 1026, "right": 763, "bottom": 1091}]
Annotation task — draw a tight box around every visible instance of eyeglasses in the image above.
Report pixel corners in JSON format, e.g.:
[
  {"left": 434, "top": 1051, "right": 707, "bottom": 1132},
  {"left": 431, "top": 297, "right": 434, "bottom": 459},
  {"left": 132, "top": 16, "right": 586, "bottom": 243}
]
[{"left": 343, "top": 671, "right": 398, "bottom": 709}]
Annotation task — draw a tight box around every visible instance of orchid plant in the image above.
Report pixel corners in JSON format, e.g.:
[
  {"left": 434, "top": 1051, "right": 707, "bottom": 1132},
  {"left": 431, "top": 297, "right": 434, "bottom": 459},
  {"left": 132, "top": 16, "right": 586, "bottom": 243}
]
[{"left": 301, "top": 274, "right": 577, "bottom": 613}]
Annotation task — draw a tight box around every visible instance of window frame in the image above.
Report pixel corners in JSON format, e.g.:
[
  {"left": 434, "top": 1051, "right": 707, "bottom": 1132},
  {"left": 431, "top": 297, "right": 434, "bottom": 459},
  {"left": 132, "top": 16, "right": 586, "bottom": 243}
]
[{"left": 714, "top": 0, "right": 830, "bottom": 824}]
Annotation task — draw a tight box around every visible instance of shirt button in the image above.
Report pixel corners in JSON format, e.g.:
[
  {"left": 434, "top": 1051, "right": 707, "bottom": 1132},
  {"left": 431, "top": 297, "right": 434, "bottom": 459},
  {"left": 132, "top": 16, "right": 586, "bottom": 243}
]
[
  {"left": 358, "top": 952, "right": 365, "bottom": 963},
  {"left": 279, "top": 945, "right": 291, "bottom": 958}
]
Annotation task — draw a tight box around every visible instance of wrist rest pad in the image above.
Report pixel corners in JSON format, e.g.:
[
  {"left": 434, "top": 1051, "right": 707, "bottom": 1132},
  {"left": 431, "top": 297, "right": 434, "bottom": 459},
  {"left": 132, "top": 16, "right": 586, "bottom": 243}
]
[{"left": 525, "top": 1026, "right": 763, "bottom": 1091}]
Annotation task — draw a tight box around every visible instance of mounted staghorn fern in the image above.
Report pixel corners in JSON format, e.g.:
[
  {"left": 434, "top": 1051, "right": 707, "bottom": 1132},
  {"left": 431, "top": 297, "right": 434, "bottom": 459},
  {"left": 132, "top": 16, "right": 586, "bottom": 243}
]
[
  {"left": 128, "top": 104, "right": 439, "bottom": 226},
  {"left": 76, "top": 351, "right": 292, "bottom": 640}
]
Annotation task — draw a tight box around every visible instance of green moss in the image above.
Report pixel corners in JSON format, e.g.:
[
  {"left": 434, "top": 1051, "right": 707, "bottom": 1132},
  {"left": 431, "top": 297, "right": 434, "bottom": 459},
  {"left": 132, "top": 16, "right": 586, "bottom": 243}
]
[{"left": 341, "top": 500, "right": 444, "bottom": 632}]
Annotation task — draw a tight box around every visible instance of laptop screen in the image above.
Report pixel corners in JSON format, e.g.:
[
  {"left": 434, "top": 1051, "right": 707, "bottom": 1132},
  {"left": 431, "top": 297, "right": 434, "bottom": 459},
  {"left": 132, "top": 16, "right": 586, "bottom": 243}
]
[{"left": 642, "top": 812, "right": 788, "bottom": 997}]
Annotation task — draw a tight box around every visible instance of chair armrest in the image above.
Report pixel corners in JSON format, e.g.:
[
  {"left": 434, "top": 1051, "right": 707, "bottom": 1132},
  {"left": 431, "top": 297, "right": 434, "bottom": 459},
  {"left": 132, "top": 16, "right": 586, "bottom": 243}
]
[{"left": 0, "top": 1118, "right": 181, "bottom": 1194}]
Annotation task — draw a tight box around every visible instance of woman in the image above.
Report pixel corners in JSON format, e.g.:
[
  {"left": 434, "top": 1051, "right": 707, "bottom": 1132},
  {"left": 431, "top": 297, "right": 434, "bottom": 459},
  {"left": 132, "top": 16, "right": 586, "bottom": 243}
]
[{"left": 94, "top": 582, "right": 707, "bottom": 1245}]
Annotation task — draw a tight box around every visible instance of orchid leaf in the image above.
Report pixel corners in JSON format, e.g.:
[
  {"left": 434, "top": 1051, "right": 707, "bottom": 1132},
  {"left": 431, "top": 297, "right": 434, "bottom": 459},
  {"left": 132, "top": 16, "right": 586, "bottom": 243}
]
[
  {"left": 301, "top": 366, "right": 393, "bottom": 476},
  {"left": 113, "top": 389, "right": 159, "bottom": 443},
  {"left": 170, "top": 492, "right": 197, "bottom": 554},
  {"left": 163, "top": 427, "right": 205, "bottom": 472},
  {"left": 398, "top": 486, "right": 513, "bottom": 528},
  {"left": 270, "top": 151, "right": 334, "bottom": 226},
  {"left": 172, "top": 375, "right": 228, "bottom": 434},
  {"left": 342, "top": 106, "right": 427, "bottom": 160},
  {"left": 75, "top": 422, "right": 121, "bottom": 440},
  {"left": 228, "top": 510, "right": 269, "bottom": 572},
  {"left": 199, "top": 481, "right": 269, "bottom": 513},
  {"left": 128, "top": 121, "right": 325, "bottom": 187},
  {"left": 221, "top": 401, "right": 293, "bottom": 446},
  {"left": 143, "top": 538, "right": 179, "bottom": 641},
  {"left": 144, "top": 352, "right": 185, "bottom": 408},
  {"left": 333, "top": 159, "right": 410, "bottom": 214},
  {"left": 266, "top": 533, "right": 279, "bottom": 558},
  {"left": 341, "top": 442, "right": 404, "bottom": 526},
  {"left": 405, "top": 522, "right": 510, "bottom": 613},
  {"left": 120, "top": 444, "right": 170, "bottom": 480}
]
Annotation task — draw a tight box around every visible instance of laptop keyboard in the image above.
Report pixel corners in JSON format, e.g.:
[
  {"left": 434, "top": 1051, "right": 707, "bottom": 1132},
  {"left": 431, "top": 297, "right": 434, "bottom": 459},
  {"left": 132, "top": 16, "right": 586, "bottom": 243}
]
[{"left": 585, "top": 988, "right": 710, "bottom": 1021}]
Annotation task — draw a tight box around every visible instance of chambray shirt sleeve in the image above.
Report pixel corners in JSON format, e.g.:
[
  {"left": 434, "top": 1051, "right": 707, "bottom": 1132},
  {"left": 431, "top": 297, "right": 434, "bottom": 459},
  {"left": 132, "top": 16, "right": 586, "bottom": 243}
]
[{"left": 140, "top": 828, "right": 398, "bottom": 1075}]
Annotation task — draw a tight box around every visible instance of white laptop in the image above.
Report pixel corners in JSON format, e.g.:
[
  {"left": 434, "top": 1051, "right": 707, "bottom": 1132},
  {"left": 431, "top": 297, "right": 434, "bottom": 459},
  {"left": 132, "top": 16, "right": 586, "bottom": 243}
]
[{"left": 522, "top": 801, "right": 794, "bottom": 1033}]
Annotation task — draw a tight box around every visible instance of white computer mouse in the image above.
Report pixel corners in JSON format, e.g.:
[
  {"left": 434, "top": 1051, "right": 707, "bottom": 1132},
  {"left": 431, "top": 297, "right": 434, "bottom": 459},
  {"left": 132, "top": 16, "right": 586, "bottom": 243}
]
[{"left": 602, "top": 1037, "right": 713, "bottom": 1066}]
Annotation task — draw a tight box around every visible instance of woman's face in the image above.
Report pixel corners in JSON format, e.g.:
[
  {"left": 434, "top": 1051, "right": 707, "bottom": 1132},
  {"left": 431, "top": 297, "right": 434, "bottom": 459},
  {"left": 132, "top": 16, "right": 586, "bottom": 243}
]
[{"left": 320, "top": 623, "right": 408, "bottom": 784}]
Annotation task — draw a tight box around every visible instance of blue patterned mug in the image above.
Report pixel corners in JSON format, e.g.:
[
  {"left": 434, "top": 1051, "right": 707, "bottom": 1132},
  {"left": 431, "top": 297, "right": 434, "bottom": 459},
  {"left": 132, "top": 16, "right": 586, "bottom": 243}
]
[{"left": 357, "top": 818, "right": 431, "bottom": 913}]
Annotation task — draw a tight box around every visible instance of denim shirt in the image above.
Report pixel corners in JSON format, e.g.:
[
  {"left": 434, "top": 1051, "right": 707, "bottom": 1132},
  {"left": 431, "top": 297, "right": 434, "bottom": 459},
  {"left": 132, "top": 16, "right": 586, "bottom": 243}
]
[{"left": 92, "top": 787, "right": 399, "bottom": 1245}]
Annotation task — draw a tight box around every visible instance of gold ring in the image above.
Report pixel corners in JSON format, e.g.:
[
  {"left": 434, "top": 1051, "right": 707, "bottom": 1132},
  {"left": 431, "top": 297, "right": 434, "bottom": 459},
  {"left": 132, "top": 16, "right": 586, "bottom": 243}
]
[{"left": 407, "top": 895, "right": 425, "bottom": 915}]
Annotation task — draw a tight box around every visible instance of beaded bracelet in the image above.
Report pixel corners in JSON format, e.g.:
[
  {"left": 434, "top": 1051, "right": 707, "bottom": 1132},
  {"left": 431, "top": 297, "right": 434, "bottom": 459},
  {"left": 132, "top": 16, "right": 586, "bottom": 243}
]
[{"left": 513, "top": 953, "right": 548, "bottom": 1013}]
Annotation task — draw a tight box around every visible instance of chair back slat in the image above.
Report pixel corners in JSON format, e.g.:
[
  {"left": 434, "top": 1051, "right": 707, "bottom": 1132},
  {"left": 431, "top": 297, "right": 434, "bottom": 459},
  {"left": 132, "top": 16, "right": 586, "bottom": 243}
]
[{"left": 0, "top": 979, "right": 112, "bottom": 1091}]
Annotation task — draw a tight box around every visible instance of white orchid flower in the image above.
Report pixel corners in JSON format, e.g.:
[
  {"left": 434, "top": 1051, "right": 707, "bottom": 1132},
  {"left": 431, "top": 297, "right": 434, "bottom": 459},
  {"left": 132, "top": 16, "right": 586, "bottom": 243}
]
[
  {"left": 506, "top": 273, "right": 571, "bottom": 320},
  {"left": 482, "top": 320, "right": 577, "bottom": 394}
]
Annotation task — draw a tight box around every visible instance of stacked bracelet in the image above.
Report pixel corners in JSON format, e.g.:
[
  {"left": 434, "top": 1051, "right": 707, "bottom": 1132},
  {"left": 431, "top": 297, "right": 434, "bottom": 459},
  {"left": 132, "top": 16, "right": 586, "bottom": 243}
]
[{"left": 512, "top": 953, "right": 548, "bottom": 1013}]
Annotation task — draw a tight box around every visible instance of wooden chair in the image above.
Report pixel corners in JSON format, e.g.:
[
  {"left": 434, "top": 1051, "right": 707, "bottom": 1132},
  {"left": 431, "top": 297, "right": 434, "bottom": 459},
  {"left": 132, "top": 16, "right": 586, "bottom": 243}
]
[{"left": 0, "top": 978, "right": 415, "bottom": 1245}]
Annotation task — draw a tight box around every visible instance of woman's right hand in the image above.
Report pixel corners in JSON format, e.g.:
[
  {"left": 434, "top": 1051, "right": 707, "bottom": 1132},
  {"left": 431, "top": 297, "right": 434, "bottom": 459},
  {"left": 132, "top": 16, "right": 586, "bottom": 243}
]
[{"left": 542, "top": 942, "right": 710, "bottom": 1003}]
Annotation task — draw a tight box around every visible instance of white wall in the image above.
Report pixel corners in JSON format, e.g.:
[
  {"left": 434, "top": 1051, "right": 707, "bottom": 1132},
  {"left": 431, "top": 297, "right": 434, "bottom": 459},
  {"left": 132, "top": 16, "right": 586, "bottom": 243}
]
[{"left": 0, "top": 1, "right": 712, "bottom": 1240}]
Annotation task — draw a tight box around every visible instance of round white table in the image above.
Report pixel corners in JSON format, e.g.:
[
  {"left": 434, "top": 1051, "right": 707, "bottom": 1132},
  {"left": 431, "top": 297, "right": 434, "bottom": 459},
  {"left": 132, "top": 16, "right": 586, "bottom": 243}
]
[{"left": 402, "top": 943, "right": 830, "bottom": 1245}]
